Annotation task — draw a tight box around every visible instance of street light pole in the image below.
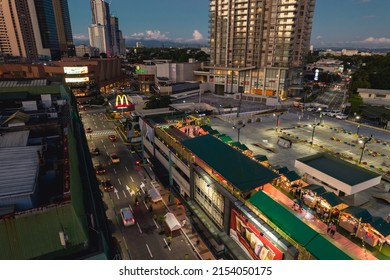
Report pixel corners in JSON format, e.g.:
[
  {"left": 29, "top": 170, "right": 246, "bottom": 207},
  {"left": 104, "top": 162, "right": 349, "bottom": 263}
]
[
  {"left": 274, "top": 113, "right": 280, "bottom": 132},
  {"left": 359, "top": 134, "right": 373, "bottom": 164},
  {"left": 311, "top": 123, "right": 320, "bottom": 146},
  {"left": 356, "top": 124, "right": 361, "bottom": 135},
  {"left": 233, "top": 123, "right": 246, "bottom": 142}
]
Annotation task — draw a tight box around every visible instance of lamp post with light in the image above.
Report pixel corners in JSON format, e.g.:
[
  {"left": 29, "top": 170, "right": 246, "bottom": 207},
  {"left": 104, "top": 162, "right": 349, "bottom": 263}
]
[
  {"left": 310, "top": 122, "right": 320, "bottom": 146},
  {"left": 359, "top": 134, "right": 373, "bottom": 165},
  {"left": 233, "top": 123, "right": 246, "bottom": 142}
]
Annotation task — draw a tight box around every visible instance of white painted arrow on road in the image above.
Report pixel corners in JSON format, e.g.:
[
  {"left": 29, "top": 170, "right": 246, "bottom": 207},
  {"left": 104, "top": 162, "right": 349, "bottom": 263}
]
[{"left": 114, "top": 188, "right": 119, "bottom": 199}]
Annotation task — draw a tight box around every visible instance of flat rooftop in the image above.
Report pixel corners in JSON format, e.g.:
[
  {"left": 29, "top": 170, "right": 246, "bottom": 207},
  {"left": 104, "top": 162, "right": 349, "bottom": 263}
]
[{"left": 181, "top": 134, "right": 278, "bottom": 193}]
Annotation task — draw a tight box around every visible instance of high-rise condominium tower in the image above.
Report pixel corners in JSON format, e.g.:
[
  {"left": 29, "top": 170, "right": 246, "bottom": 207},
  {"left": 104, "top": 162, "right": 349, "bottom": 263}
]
[
  {"left": 0, "top": 0, "right": 74, "bottom": 61},
  {"left": 208, "top": 0, "right": 316, "bottom": 100},
  {"left": 89, "top": 0, "right": 111, "bottom": 56}
]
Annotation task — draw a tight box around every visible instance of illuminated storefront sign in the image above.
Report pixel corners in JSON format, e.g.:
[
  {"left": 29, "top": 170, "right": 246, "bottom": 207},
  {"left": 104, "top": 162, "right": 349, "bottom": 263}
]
[
  {"left": 64, "top": 66, "right": 88, "bottom": 74},
  {"left": 230, "top": 209, "right": 283, "bottom": 260},
  {"left": 115, "top": 94, "right": 130, "bottom": 109},
  {"left": 65, "top": 77, "right": 89, "bottom": 83}
]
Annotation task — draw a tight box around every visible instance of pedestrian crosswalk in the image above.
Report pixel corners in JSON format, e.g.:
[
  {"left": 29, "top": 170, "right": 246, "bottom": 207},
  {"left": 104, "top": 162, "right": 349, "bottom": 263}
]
[{"left": 89, "top": 129, "right": 116, "bottom": 138}]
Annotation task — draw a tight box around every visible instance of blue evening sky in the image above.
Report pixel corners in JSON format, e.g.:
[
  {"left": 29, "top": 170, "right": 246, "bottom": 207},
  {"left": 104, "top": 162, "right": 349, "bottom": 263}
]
[{"left": 69, "top": 0, "right": 390, "bottom": 48}]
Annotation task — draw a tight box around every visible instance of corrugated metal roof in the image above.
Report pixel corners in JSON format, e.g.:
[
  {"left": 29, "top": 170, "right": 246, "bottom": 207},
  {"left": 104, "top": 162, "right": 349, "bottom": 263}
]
[
  {"left": 0, "top": 146, "right": 41, "bottom": 197},
  {"left": 0, "top": 79, "right": 47, "bottom": 88},
  {"left": 0, "top": 131, "right": 30, "bottom": 148}
]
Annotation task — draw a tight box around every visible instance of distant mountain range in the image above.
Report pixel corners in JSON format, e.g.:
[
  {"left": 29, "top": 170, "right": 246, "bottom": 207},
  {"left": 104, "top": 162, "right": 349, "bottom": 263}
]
[{"left": 74, "top": 39, "right": 209, "bottom": 49}]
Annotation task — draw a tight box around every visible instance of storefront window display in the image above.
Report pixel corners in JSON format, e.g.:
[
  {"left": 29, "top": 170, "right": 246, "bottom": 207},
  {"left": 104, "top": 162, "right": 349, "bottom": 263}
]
[{"left": 230, "top": 209, "right": 283, "bottom": 260}]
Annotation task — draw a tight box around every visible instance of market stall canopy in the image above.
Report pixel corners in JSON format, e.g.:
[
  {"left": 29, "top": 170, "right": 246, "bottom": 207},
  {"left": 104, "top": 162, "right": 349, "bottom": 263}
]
[
  {"left": 343, "top": 206, "right": 372, "bottom": 222},
  {"left": 275, "top": 166, "right": 289, "bottom": 174},
  {"left": 319, "top": 192, "right": 345, "bottom": 208},
  {"left": 368, "top": 217, "right": 390, "bottom": 238},
  {"left": 148, "top": 187, "right": 162, "bottom": 203},
  {"left": 164, "top": 212, "right": 181, "bottom": 231},
  {"left": 284, "top": 170, "right": 301, "bottom": 182},
  {"left": 303, "top": 184, "right": 327, "bottom": 196}
]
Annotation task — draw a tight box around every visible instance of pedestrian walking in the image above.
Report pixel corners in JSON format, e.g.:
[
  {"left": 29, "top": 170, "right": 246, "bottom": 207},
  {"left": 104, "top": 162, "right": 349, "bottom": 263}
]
[
  {"left": 330, "top": 223, "right": 337, "bottom": 238},
  {"left": 327, "top": 221, "right": 333, "bottom": 234}
]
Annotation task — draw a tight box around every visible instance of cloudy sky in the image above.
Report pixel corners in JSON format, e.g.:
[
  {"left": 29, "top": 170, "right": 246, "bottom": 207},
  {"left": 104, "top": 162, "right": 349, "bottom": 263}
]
[{"left": 69, "top": 0, "right": 390, "bottom": 48}]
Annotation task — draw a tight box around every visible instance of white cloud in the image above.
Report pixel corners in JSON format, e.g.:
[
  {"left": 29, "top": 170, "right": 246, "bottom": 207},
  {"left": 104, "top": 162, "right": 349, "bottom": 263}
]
[
  {"left": 191, "top": 30, "right": 203, "bottom": 41},
  {"left": 73, "top": 34, "right": 88, "bottom": 40},
  {"left": 145, "top": 30, "right": 169, "bottom": 40},
  {"left": 362, "top": 37, "right": 390, "bottom": 44},
  {"left": 125, "top": 30, "right": 170, "bottom": 41}
]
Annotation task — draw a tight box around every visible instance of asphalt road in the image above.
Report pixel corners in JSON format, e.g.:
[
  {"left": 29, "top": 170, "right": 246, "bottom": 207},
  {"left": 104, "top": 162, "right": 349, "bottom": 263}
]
[{"left": 80, "top": 107, "right": 197, "bottom": 260}]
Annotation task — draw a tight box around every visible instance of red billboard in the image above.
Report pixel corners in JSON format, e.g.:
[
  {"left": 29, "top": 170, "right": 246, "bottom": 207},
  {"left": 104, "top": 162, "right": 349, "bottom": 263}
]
[{"left": 230, "top": 209, "right": 283, "bottom": 260}]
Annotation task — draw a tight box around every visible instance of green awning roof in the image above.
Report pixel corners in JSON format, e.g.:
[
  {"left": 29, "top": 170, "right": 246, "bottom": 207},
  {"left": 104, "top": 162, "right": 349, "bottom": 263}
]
[
  {"left": 369, "top": 217, "right": 390, "bottom": 237},
  {"left": 275, "top": 166, "right": 289, "bottom": 174},
  {"left": 200, "top": 125, "right": 213, "bottom": 131},
  {"left": 181, "top": 135, "right": 278, "bottom": 193},
  {"left": 230, "top": 141, "right": 249, "bottom": 151},
  {"left": 319, "top": 192, "right": 344, "bottom": 207},
  {"left": 216, "top": 134, "right": 233, "bottom": 143},
  {"left": 253, "top": 155, "right": 268, "bottom": 162},
  {"left": 249, "top": 191, "right": 353, "bottom": 260},
  {"left": 303, "top": 184, "right": 327, "bottom": 195},
  {"left": 249, "top": 191, "right": 318, "bottom": 246},
  {"left": 284, "top": 170, "right": 301, "bottom": 181},
  {"left": 305, "top": 234, "right": 353, "bottom": 260},
  {"left": 208, "top": 129, "right": 220, "bottom": 135},
  {"left": 343, "top": 206, "right": 372, "bottom": 222}
]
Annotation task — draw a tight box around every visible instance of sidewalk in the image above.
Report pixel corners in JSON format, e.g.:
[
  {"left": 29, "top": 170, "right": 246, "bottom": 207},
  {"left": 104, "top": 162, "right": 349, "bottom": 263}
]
[
  {"left": 150, "top": 181, "right": 216, "bottom": 260},
  {"left": 263, "top": 184, "right": 378, "bottom": 260}
]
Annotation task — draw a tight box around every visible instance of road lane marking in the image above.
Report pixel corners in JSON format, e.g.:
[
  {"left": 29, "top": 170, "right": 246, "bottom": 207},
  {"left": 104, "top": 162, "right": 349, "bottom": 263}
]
[
  {"left": 106, "top": 151, "right": 109, "bottom": 156},
  {"left": 113, "top": 143, "right": 116, "bottom": 148},
  {"left": 145, "top": 244, "right": 153, "bottom": 258},
  {"left": 153, "top": 218, "right": 159, "bottom": 229},
  {"left": 122, "top": 190, "right": 127, "bottom": 198},
  {"left": 118, "top": 178, "right": 122, "bottom": 185},
  {"left": 126, "top": 185, "right": 132, "bottom": 196},
  {"left": 136, "top": 222, "right": 143, "bottom": 234},
  {"left": 143, "top": 201, "right": 148, "bottom": 210},
  {"left": 113, "top": 168, "right": 117, "bottom": 174},
  {"left": 149, "top": 167, "right": 153, "bottom": 172},
  {"left": 130, "top": 176, "right": 134, "bottom": 182},
  {"left": 125, "top": 166, "right": 128, "bottom": 172},
  {"left": 128, "top": 204, "right": 133, "bottom": 212},
  {"left": 104, "top": 145, "right": 107, "bottom": 149},
  {"left": 101, "top": 139, "right": 104, "bottom": 143},
  {"left": 163, "top": 238, "right": 171, "bottom": 251}
]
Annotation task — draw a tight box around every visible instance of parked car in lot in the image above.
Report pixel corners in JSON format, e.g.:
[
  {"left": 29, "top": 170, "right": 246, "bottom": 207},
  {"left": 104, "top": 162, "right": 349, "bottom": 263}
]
[
  {"left": 120, "top": 207, "right": 135, "bottom": 227},
  {"left": 306, "top": 106, "right": 316, "bottom": 112},
  {"left": 335, "top": 113, "right": 348, "bottom": 120},
  {"left": 94, "top": 163, "right": 106, "bottom": 175},
  {"left": 110, "top": 153, "right": 120, "bottom": 163},
  {"left": 108, "top": 134, "right": 117, "bottom": 142},
  {"left": 101, "top": 179, "right": 114, "bottom": 192},
  {"left": 91, "top": 148, "right": 100, "bottom": 156}
]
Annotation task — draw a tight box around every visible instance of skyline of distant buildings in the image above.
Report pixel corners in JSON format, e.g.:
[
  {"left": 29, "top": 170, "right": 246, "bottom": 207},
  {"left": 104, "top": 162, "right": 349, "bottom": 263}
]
[{"left": 0, "top": 0, "right": 74, "bottom": 61}]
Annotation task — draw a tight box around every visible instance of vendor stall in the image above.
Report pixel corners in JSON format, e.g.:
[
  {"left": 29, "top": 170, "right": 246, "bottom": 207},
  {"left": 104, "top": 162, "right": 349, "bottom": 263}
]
[
  {"left": 316, "top": 192, "right": 348, "bottom": 221},
  {"left": 301, "top": 184, "right": 327, "bottom": 208},
  {"left": 356, "top": 217, "right": 390, "bottom": 248},
  {"left": 164, "top": 212, "right": 182, "bottom": 237},
  {"left": 148, "top": 186, "right": 163, "bottom": 203},
  {"left": 338, "top": 206, "right": 372, "bottom": 234}
]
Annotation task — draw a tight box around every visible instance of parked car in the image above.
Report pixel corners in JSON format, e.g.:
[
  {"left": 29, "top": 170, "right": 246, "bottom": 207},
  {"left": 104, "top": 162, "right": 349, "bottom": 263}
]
[
  {"left": 108, "top": 134, "right": 117, "bottom": 142},
  {"left": 91, "top": 148, "right": 100, "bottom": 156},
  {"left": 94, "top": 163, "right": 106, "bottom": 175},
  {"left": 110, "top": 153, "right": 120, "bottom": 163},
  {"left": 335, "top": 113, "right": 348, "bottom": 120},
  {"left": 306, "top": 106, "right": 316, "bottom": 112},
  {"left": 101, "top": 179, "right": 114, "bottom": 192},
  {"left": 120, "top": 207, "right": 135, "bottom": 227}
]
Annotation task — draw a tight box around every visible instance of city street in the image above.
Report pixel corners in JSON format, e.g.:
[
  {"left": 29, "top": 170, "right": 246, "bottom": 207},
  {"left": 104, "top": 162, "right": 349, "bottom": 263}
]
[{"left": 80, "top": 108, "right": 199, "bottom": 260}]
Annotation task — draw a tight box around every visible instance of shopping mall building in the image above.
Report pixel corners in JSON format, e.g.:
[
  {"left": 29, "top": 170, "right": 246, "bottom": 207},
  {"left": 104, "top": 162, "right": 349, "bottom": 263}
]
[{"left": 138, "top": 113, "right": 353, "bottom": 260}]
